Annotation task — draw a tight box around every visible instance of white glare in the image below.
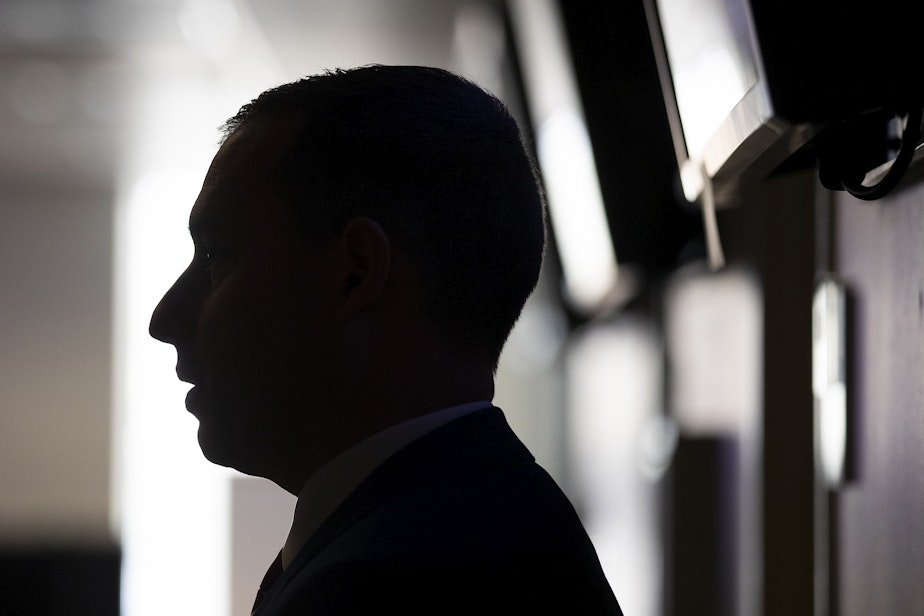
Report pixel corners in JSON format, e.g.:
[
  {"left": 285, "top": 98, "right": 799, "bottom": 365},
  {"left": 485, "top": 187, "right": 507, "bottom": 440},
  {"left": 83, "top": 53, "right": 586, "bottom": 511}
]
[
  {"left": 178, "top": 0, "right": 243, "bottom": 58},
  {"left": 567, "top": 318, "right": 663, "bottom": 616},
  {"left": 113, "top": 166, "right": 232, "bottom": 616},
  {"left": 665, "top": 265, "right": 761, "bottom": 434},
  {"left": 812, "top": 279, "right": 848, "bottom": 487}
]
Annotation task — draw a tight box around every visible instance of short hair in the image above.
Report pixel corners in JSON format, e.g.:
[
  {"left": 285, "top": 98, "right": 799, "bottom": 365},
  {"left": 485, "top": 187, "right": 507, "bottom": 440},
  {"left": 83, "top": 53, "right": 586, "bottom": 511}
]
[{"left": 221, "top": 65, "right": 546, "bottom": 366}]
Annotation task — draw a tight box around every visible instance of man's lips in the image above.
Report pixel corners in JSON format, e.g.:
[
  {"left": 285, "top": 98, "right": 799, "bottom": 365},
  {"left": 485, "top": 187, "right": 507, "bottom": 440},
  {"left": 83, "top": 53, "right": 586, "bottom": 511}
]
[
  {"left": 176, "top": 365, "right": 205, "bottom": 415},
  {"left": 185, "top": 385, "right": 205, "bottom": 416}
]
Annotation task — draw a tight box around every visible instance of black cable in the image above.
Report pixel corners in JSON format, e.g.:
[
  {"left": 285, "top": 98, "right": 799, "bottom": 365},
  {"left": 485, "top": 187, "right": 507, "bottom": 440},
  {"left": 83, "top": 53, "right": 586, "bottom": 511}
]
[{"left": 839, "top": 102, "right": 923, "bottom": 201}]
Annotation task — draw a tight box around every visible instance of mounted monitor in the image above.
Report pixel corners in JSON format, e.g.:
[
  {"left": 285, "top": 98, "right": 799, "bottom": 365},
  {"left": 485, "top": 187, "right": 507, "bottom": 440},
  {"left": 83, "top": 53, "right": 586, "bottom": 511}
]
[{"left": 643, "top": 0, "right": 922, "bottom": 206}]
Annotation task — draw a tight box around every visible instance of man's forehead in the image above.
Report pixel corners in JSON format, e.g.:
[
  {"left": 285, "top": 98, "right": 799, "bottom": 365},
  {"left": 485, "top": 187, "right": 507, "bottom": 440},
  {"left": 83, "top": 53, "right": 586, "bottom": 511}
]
[
  {"left": 188, "top": 114, "right": 301, "bottom": 236},
  {"left": 206, "top": 123, "right": 277, "bottom": 183}
]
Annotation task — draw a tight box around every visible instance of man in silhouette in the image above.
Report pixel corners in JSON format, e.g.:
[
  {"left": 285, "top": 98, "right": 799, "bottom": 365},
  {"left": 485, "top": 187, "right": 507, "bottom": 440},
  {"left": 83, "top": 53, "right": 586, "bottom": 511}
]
[{"left": 149, "top": 64, "right": 621, "bottom": 615}]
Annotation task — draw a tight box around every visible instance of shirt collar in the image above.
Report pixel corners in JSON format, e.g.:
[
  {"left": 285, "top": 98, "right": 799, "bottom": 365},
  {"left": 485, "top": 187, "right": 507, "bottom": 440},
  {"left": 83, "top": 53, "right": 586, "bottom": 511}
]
[{"left": 281, "top": 400, "right": 492, "bottom": 568}]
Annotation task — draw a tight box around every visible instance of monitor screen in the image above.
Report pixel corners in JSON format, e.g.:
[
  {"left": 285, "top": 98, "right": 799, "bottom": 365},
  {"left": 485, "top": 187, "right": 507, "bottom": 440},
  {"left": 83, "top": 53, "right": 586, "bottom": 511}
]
[
  {"left": 656, "top": 0, "right": 758, "bottom": 161},
  {"left": 644, "top": 0, "right": 813, "bottom": 205}
]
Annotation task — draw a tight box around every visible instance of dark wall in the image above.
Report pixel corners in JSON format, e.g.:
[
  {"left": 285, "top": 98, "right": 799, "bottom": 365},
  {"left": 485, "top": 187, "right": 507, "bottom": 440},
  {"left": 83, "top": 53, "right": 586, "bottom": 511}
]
[
  {"left": 721, "top": 169, "right": 818, "bottom": 616},
  {"left": 0, "top": 546, "right": 121, "bottom": 616},
  {"left": 832, "top": 177, "right": 924, "bottom": 615}
]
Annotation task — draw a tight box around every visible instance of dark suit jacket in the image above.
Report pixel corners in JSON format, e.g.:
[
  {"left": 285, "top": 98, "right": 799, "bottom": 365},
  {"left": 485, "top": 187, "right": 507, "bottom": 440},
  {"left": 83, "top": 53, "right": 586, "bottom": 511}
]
[{"left": 253, "top": 406, "right": 623, "bottom": 615}]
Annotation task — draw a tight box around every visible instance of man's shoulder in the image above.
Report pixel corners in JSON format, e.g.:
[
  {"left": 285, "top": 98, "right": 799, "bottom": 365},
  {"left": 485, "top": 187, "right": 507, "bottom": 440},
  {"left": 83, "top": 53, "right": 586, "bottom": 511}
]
[
  {"left": 265, "top": 407, "right": 622, "bottom": 615},
  {"left": 307, "top": 405, "right": 581, "bottom": 551},
  {"left": 271, "top": 557, "right": 623, "bottom": 615},
  {"left": 345, "top": 405, "right": 574, "bottom": 537}
]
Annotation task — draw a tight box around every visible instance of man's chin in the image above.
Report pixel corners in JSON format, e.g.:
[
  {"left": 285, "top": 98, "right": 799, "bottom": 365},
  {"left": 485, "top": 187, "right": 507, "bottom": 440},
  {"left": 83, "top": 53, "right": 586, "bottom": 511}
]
[
  {"left": 196, "top": 425, "right": 270, "bottom": 478},
  {"left": 197, "top": 425, "right": 241, "bottom": 468}
]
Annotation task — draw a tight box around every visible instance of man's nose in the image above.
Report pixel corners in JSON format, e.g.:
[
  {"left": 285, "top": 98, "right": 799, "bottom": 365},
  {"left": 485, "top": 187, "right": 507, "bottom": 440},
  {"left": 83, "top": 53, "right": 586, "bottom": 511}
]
[{"left": 149, "top": 270, "right": 193, "bottom": 345}]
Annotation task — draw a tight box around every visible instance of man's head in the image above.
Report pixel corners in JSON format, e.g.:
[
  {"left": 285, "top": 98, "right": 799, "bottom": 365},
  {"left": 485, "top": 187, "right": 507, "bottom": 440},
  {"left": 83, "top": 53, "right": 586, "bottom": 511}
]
[
  {"left": 149, "top": 65, "right": 546, "bottom": 488},
  {"left": 223, "top": 65, "right": 546, "bottom": 364}
]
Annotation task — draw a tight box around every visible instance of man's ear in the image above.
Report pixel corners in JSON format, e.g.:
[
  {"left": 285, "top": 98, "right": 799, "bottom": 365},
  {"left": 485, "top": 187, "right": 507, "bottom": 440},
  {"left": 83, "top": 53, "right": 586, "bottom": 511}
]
[{"left": 337, "top": 217, "right": 391, "bottom": 317}]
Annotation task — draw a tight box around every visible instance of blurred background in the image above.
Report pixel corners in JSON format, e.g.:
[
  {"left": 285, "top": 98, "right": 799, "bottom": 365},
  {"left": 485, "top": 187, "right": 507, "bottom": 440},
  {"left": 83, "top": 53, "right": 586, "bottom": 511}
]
[{"left": 2, "top": 1, "right": 924, "bottom": 615}]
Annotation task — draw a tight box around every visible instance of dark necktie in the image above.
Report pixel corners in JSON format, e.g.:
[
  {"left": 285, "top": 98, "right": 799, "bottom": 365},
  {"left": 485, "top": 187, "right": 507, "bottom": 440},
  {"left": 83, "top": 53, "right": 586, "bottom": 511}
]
[{"left": 251, "top": 550, "right": 284, "bottom": 615}]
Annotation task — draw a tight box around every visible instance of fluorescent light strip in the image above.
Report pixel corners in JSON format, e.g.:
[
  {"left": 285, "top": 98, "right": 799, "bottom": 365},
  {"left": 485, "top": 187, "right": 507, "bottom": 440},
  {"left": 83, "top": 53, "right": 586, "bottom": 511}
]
[
  {"left": 538, "top": 107, "right": 618, "bottom": 309},
  {"left": 508, "top": 0, "right": 618, "bottom": 314}
]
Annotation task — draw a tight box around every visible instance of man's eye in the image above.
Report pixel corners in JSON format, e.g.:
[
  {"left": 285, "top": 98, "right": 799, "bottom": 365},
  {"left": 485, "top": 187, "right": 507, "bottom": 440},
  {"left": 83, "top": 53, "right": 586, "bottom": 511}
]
[
  {"left": 205, "top": 249, "right": 221, "bottom": 268},
  {"left": 200, "top": 247, "right": 227, "bottom": 276}
]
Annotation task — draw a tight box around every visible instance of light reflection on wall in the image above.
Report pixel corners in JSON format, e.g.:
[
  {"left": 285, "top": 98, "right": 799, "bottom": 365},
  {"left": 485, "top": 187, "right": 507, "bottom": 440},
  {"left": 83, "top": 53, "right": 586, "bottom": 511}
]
[{"left": 566, "top": 316, "right": 664, "bottom": 616}]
